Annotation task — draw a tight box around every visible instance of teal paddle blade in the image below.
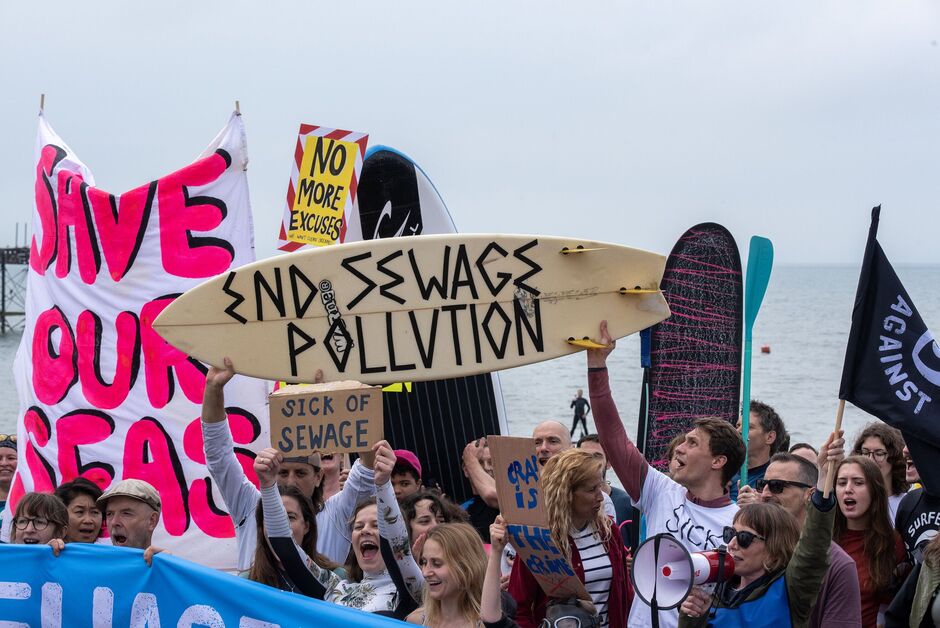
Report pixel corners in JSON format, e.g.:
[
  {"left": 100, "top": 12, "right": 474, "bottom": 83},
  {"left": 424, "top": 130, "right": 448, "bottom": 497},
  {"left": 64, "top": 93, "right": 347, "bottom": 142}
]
[
  {"left": 740, "top": 235, "right": 774, "bottom": 486},
  {"left": 744, "top": 236, "right": 774, "bottom": 337}
]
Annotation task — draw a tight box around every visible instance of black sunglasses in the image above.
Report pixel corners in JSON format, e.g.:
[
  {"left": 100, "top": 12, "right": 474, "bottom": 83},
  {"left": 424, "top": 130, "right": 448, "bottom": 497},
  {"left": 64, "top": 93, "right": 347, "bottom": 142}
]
[
  {"left": 722, "top": 526, "right": 766, "bottom": 549},
  {"left": 755, "top": 478, "right": 812, "bottom": 494}
]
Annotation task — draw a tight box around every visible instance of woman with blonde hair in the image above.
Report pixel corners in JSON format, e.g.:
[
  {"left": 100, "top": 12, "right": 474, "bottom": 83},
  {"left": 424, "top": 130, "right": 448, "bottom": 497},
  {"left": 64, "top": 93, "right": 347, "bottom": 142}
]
[
  {"left": 507, "top": 448, "right": 630, "bottom": 628},
  {"left": 406, "top": 522, "right": 487, "bottom": 627}
]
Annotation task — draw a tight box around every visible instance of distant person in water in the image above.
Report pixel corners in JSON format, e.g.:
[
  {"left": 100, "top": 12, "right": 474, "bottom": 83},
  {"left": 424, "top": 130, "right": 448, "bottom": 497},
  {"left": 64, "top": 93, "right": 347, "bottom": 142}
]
[{"left": 570, "top": 389, "right": 591, "bottom": 439}]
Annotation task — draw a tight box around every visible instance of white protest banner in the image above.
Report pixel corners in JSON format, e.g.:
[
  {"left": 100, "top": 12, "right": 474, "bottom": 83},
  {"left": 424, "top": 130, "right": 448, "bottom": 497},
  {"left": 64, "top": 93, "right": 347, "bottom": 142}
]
[
  {"left": 8, "top": 112, "right": 269, "bottom": 570},
  {"left": 276, "top": 124, "right": 369, "bottom": 252}
]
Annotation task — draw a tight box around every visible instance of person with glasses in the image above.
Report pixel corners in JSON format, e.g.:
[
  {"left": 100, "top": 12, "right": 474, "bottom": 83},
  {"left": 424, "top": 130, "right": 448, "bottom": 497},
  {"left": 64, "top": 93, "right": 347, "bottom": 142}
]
[
  {"left": 679, "top": 431, "right": 843, "bottom": 627},
  {"left": 0, "top": 434, "right": 17, "bottom": 532},
  {"left": 834, "top": 455, "right": 908, "bottom": 627},
  {"left": 852, "top": 423, "right": 910, "bottom": 523},
  {"left": 9, "top": 492, "right": 68, "bottom": 546},
  {"left": 508, "top": 448, "right": 630, "bottom": 628},
  {"left": 756, "top": 446, "right": 862, "bottom": 628},
  {"left": 201, "top": 358, "right": 377, "bottom": 570}
]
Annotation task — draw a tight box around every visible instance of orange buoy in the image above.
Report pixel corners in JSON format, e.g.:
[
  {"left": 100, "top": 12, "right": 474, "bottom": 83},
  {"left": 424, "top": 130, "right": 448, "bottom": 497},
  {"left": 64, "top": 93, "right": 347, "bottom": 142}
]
[{"left": 761, "top": 345, "right": 771, "bottom": 354}]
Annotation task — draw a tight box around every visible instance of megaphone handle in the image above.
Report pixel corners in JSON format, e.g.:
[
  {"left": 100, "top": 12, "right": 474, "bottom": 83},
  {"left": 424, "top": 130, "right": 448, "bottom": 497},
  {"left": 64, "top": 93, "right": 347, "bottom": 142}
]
[{"left": 649, "top": 536, "right": 661, "bottom": 628}]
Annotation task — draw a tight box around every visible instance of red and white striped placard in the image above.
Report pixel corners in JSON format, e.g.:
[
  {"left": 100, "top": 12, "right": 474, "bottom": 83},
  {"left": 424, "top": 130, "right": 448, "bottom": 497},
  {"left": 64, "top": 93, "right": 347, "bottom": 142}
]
[{"left": 276, "top": 124, "right": 369, "bottom": 252}]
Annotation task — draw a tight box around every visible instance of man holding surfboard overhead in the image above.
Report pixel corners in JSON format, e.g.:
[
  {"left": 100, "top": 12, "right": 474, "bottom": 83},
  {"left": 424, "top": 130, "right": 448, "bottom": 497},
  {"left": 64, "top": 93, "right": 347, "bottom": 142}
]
[{"left": 586, "top": 321, "right": 745, "bottom": 628}]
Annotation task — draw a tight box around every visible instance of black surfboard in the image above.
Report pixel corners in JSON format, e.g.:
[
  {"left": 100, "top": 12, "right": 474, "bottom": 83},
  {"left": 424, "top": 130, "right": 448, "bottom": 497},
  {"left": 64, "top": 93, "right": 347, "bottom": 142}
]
[{"left": 346, "top": 146, "right": 508, "bottom": 503}]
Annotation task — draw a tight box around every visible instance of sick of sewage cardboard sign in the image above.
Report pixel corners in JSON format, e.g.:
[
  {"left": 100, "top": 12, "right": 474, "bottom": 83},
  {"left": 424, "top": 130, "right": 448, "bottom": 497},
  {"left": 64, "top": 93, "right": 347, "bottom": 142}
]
[
  {"left": 277, "top": 125, "right": 369, "bottom": 252},
  {"left": 269, "top": 382, "right": 383, "bottom": 456},
  {"left": 487, "top": 436, "right": 589, "bottom": 600}
]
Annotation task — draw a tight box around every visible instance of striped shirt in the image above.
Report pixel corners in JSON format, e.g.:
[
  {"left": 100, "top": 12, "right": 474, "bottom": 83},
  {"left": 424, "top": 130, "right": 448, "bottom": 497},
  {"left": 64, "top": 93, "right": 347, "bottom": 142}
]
[{"left": 572, "top": 523, "right": 613, "bottom": 627}]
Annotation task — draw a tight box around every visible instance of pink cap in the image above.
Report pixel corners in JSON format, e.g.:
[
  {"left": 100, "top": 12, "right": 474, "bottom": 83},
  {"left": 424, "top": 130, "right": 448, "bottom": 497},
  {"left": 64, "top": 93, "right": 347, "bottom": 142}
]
[{"left": 393, "top": 449, "right": 422, "bottom": 479}]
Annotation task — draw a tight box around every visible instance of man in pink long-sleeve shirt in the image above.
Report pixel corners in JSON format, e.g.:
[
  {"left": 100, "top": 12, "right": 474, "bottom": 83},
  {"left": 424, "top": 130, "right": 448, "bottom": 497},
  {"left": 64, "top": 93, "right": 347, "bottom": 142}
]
[{"left": 587, "top": 321, "right": 746, "bottom": 628}]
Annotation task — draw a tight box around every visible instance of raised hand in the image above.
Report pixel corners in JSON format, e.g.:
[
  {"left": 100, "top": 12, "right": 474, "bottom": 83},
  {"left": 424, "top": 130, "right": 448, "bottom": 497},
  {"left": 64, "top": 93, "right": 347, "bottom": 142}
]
[
  {"left": 254, "top": 447, "right": 283, "bottom": 489},
  {"left": 490, "top": 515, "right": 509, "bottom": 554},
  {"left": 586, "top": 320, "right": 616, "bottom": 368},
  {"left": 371, "top": 440, "right": 397, "bottom": 486},
  {"left": 206, "top": 357, "right": 236, "bottom": 389}
]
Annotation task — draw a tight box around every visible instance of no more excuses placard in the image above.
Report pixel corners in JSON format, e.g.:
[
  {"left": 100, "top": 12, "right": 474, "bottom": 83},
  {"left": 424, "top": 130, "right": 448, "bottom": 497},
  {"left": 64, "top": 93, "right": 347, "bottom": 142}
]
[{"left": 269, "top": 382, "right": 382, "bottom": 456}]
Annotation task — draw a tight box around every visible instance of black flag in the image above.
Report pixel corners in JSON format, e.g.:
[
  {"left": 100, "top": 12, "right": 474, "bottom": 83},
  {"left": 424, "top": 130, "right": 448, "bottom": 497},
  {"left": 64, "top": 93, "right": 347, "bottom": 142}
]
[{"left": 840, "top": 206, "right": 940, "bottom": 494}]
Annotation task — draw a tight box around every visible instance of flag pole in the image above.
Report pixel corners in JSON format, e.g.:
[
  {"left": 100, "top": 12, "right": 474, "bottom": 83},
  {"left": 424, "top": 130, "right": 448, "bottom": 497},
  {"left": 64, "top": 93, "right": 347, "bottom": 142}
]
[{"left": 823, "top": 399, "right": 845, "bottom": 498}]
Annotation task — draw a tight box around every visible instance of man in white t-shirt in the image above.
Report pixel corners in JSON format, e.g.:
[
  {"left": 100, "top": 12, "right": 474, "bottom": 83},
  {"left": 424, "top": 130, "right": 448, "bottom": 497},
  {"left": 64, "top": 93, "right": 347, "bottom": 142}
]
[{"left": 587, "top": 322, "right": 746, "bottom": 628}]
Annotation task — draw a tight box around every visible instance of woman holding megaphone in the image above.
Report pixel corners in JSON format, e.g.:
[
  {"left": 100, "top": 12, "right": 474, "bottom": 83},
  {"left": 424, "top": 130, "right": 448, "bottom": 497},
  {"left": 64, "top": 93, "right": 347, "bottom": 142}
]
[
  {"left": 679, "top": 431, "right": 844, "bottom": 627},
  {"left": 507, "top": 448, "right": 631, "bottom": 628}
]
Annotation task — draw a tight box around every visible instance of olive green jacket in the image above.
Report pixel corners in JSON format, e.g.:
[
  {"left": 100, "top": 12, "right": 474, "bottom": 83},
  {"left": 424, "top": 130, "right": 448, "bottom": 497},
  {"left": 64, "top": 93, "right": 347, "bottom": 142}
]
[{"left": 679, "top": 492, "right": 836, "bottom": 628}]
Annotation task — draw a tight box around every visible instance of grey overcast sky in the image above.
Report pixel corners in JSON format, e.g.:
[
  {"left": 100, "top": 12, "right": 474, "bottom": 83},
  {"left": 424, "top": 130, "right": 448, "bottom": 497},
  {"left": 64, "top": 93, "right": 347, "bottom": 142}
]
[{"left": 1, "top": 1, "right": 938, "bottom": 264}]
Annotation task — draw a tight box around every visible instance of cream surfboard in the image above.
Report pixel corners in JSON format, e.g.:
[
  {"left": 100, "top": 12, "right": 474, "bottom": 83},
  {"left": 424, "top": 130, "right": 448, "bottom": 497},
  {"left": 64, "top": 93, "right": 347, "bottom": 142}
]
[{"left": 153, "top": 234, "right": 671, "bottom": 384}]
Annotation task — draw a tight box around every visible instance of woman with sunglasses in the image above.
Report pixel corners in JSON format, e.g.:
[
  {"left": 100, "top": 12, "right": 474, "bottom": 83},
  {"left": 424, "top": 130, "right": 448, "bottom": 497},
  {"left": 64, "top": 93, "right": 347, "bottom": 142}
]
[
  {"left": 679, "top": 431, "right": 843, "bottom": 627},
  {"left": 834, "top": 455, "right": 907, "bottom": 627},
  {"left": 508, "top": 448, "right": 630, "bottom": 628},
  {"left": 851, "top": 423, "right": 909, "bottom": 523},
  {"left": 9, "top": 492, "right": 69, "bottom": 546}
]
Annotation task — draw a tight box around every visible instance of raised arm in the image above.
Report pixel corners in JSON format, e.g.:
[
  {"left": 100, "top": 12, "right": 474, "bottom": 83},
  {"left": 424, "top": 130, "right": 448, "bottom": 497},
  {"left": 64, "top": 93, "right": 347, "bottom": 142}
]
[
  {"left": 256, "top": 448, "right": 338, "bottom": 599},
  {"left": 373, "top": 442, "right": 425, "bottom": 601},
  {"left": 586, "top": 321, "right": 649, "bottom": 501},
  {"left": 317, "top": 455, "right": 376, "bottom": 564},
  {"left": 201, "top": 358, "right": 260, "bottom": 535},
  {"left": 463, "top": 439, "right": 499, "bottom": 508},
  {"left": 785, "top": 430, "right": 844, "bottom": 625},
  {"left": 482, "top": 516, "right": 520, "bottom": 628}
]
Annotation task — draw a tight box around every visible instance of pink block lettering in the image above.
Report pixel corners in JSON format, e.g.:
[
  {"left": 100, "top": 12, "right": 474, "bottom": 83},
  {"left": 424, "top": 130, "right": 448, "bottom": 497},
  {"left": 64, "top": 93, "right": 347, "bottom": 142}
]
[
  {"left": 157, "top": 149, "right": 235, "bottom": 278},
  {"left": 76, "top": 310, "right": 140, "bottom": 410},
  {"left": 54, "top": 169, "right": 101, "bottom": 284},
  {"left": 139, "top": 297, "right": 206, "bottom": 408},
  {"left": 123, "top": 417, "right": 189, "bottom": 536},
  {"left": 55, "top": 410, "right": 115, "bottom": 489},
  {"left": 23, "top": 407, "right": 56, "bottom": 493},
  {"left": 87, "top": 182, "right": 156, "bottom": 282},
  {"left": 32, "top": 307, "right": 77, "bottom": 405},
  {"left": 30, "top": 145, "right": 66, "bottom": 274}
]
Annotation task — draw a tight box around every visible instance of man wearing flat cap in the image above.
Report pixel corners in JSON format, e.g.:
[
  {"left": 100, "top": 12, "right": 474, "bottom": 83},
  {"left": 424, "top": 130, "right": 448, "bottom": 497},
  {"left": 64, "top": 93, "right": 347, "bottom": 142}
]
[{"left": 97, "top": 479, "right": 161, "bottom": 550}]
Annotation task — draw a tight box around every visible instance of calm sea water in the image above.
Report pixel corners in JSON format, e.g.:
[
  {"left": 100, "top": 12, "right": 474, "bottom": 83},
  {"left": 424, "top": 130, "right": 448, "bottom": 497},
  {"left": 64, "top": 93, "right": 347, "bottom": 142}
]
[{"left": 2, "top": 265, "right": 939, "bottom": 457}]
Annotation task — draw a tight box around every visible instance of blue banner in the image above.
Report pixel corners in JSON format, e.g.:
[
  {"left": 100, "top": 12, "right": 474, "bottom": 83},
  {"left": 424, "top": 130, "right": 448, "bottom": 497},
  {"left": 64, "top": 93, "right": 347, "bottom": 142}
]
[{"left": 0, "top": 544, "right": 403, "bottom": 627}]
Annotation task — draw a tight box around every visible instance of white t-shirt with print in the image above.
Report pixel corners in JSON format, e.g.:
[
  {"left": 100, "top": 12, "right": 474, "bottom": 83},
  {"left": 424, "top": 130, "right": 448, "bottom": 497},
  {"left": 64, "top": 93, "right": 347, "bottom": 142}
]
[{"left": 630, "top": 467, "right": 739, "bottom": 628}]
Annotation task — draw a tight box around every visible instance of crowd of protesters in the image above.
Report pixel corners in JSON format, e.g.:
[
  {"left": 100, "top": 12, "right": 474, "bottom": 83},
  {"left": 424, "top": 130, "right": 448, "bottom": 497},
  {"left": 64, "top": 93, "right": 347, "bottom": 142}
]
[{"left": 2, "top": 321, "right": 940, "bottom": 627}]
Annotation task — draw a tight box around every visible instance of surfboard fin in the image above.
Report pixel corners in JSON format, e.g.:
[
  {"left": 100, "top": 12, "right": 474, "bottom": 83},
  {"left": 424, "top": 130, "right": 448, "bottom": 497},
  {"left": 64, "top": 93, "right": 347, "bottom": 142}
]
[
  {"left": 619, "top": 286, "right": 660, "bottom": 295},
  {"left": 560, "top": 245, "right": 605, "bottom": 255},
  {"left": 566, "top": 337, "right": 609, "bottom": 349}
]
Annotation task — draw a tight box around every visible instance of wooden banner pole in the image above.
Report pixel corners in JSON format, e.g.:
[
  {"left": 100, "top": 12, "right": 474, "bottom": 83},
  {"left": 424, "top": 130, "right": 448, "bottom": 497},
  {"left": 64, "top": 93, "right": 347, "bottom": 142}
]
[{"left": 822, "top": 399, "right": 845, "bottom": 498}]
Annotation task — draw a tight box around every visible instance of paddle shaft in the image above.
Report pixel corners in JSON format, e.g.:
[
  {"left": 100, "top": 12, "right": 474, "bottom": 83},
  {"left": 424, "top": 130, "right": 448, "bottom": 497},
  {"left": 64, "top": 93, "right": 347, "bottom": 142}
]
[
  {"left": 740, "top": 333, "right": 753, "bottom": 485},
  {"left": 823, "top": 399, "right": 846, "bottom": 498}
]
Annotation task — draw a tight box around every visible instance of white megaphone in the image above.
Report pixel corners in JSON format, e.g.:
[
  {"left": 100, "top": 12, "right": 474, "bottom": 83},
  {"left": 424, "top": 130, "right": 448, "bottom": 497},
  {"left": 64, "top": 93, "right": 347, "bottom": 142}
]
[{"left": 630, "top": 534, "right": 734, "bottom": 611}]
